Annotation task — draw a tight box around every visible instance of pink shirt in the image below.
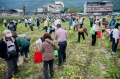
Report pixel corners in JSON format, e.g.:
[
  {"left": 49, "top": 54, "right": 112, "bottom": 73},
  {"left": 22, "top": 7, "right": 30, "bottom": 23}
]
[{"left": 55, "top": 28, "right": 67, "bottom": 42}]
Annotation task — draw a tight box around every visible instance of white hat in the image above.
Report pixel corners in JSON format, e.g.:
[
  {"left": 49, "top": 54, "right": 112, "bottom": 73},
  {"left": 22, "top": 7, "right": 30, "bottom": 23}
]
[{"left": 3, "top": 29, "right": 12, "bottom": 37}]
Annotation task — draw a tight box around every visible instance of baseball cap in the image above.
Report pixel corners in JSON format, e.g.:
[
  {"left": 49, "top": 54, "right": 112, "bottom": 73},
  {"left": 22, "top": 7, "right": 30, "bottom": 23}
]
[
  {"left": 56, "top": 24, "right": 61, "bottom": 28},
  {"left": 3, "top": 29, "right": 12, "bottom": 37}
]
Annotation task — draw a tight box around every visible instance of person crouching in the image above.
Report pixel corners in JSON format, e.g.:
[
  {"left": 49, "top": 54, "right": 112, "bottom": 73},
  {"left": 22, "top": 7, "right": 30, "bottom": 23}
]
[{"left": 78, "top": 27, "right": 88, "bottom": 43}]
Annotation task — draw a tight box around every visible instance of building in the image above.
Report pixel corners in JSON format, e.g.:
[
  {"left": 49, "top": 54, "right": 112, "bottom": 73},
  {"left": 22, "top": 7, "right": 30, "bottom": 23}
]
[
  {"left": 84, "top": 1, "right": 113, "bottom": 15},
  {"left": 37, "top": 1, "right": 64, "bottom": 14},
  {"left": 37, "top": 8, "right": 43, "bottom": 13}
]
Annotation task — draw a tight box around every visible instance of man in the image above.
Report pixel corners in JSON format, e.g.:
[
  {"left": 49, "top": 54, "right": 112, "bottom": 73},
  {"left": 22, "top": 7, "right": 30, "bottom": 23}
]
[
  {"left": 0, "top": 29, "right": 20, "bottom": 79},
  {"left": 55, "top": 24, "right": 68, "bottom": 66}
]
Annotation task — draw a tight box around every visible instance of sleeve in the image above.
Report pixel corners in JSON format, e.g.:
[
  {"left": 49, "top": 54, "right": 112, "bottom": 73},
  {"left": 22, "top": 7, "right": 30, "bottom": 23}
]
[
  {"left": 84, "top": 28, "right": 88, "bottom": 36},
  {"left": 54, "top": 43, "right": 59, "bottom": 50},
  {"left": 39, "top": 44, "right": 44, "bottom": 53},
  {"left": 14, "top": 39, "right": 20, "bottom": 54},
  {"left": 66, "top": 31, "right": 68, "bottom": 39},
  {"left": 55, "top": 32, "right": 58, "bottom": 40}
]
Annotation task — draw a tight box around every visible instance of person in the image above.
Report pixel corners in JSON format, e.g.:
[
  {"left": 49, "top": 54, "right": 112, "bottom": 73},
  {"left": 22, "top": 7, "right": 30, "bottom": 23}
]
[
  {"left": 2, "top": 18, "right": 7, "bottom": 27},
  {"left": 89, "top": 16, "right": 94, "bottom": 27},
  {"left": 91, "top": 21, "right": 99, "bottom": 46},
  {"left": 28, "top": 18, "right": 34, "bottom": 31},
  {"left": 54, "top": 18, "right": 61, "bottom": 27},
  {"left": 44, "top": 20, "right": 48, "bottom": 32},
  {"left": 69, "top": 16, "right": 73, "bottom": 30},
  {"left": 102, "top": 18, "right": 109, "bottom": 29},
  {"left": 39, "top": 33, "right": 59, "bottom": 79},
  {"left": 8, "top": 22, "right": 16, "bottom": 32},
  {"left": 0, "top": 29, "right": 20, "bottom": 79},
  {"left": 111, "top": 23, "right": 120, "bottom": 54},
  {"left": 36, "top": 18, "right": 40, "bottom": 29},
  {"left": 78, "top": 27, "right": 88, "bottom": 43},
  {"left": 79, "top": 16, "right": 84, "bottom": 28},
  {"left": 49, "top": 25, "right": 55, "bottom": 34},
  {"left": 109, "top": 16, "right": 116, "bottom": 29},
  {"left": 12, "top": 33, "right": 30, "bottom": 63},
  {"left": 24, "top": 18, "right": 28, "bottom": 27},
  {"left": 74, "top": 19, "right": 79, "bottom": 31},
  {"left": 55, "top": 24, "right": 68, "bottom": 66}
]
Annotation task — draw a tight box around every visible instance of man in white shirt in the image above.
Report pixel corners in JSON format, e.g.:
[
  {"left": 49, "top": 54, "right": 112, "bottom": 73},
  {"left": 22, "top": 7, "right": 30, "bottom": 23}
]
[{"left": 91, "top": 21, "right": 99, "bottom": 46}]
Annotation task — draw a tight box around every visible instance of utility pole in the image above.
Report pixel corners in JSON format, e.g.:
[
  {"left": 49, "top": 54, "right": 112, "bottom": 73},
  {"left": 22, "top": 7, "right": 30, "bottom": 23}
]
[{"left": 22, "top": 1, "right": 25, "bottom": 17}]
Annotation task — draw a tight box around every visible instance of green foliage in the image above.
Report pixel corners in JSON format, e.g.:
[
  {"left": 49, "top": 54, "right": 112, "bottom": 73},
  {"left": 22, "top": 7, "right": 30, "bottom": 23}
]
[
  {"left": 0, "top": 16, "right": 23, "bottom": 24},
  {"left": 66, "top": 7, "right": 80, "bottom": 13}
]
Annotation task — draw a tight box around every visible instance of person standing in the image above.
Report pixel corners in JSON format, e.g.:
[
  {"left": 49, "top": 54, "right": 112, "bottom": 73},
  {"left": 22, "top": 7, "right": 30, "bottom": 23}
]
[
  {"left": 109, "top": 16, "right": 116, "bottom": 29},
  {"left": 111, "top": 23, "right": 120, "bottom": 54},
  {"left": 79, "top": 16, "right": 84, "bottom": 28},
  {"left": 37, "top": 18, "right": 40, "bottom": 29},
  {"left": 2, "top": 18, "right": 7, "bottom": 27},
  {"left": 91, "top": 21, "right": 99, "bottom": 46},
  {"left": 55, "top": 24, "right": 68, "bottom": 66},
  {"left": 0, "top": 29, "right": 20, "bottom": 79},
  {"left": 39, "top": 33, "right": 59, "bottom": 79},
  {"left": 89, "top": 16, "right": 94, "bottom": 27},
  {"left": 24, "top": 18, "right": 28, "bottom": 27},
  {"left": 69, "top": 16, "right": 73, "bottom": 30}
]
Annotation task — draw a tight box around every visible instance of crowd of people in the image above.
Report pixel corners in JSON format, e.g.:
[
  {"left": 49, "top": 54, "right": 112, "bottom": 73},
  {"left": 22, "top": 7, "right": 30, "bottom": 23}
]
[{"left": 0, "top": 14, "right": 120, "bottom": 79}]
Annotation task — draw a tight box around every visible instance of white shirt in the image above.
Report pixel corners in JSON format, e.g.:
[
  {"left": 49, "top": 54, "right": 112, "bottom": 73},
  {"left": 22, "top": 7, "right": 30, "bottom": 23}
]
[
  {"left": 112, "top": 28, "right": 119, "bottom": 43},
  {"left": 25, "top": 19, "right": 28, "bottom": 23},
  {"left": 54, "top": 19, "right": 61, "bottom": 27},
  {"left": 92, "top": 24, "right": 99, "bottom": 32}
]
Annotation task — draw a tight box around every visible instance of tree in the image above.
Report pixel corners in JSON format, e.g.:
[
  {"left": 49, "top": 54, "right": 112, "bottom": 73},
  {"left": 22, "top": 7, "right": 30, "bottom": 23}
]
[{"left": 66, "top": 7, "right": 80, "bottom": 13}]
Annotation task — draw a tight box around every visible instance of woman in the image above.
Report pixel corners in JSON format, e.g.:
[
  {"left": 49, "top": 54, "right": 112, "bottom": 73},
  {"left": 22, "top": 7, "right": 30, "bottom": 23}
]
[
  {"left": 39, "top": 33, "right": 59, "bottom": 79},
  {"left": 111, "top": 23, "right": 120, "bottom": 54},
  {"left": 91, "top": 21, "right": 99, "bottom": 46}
]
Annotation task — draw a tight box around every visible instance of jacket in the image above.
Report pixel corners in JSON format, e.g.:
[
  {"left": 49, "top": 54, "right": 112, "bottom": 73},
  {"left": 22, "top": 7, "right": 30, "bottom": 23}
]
[
  {"left": 8, "top": 24, "right": 16, "bottom": 31},
  {"left": 0, "top": 37, "right": 19, "bottom": 60},
  {"left": 16, "top": 37, "right": 30, "bottom": 50},
  {"left": 39, "top": 39, "right": 59, "bottom": 61}
]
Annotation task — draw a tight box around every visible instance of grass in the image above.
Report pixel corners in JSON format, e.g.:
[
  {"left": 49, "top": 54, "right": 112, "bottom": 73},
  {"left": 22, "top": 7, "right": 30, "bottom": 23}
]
[{"left": 0, "top": 16, "right": 120, "bottom": 79}]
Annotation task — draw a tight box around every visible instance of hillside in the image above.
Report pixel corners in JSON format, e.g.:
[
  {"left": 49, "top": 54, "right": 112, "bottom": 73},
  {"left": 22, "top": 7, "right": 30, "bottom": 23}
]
[{"left": 0, "top": 0, "right": 120, "bottom": 12}]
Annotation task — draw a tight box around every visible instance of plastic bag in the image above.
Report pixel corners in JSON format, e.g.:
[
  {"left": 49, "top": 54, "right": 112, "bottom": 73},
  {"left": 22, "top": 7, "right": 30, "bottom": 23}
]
[
  {"left": 97, "top": 30, "right": 102, "bottom": 38},
  {"left": 90, "top": 28, "right": 95, "bottom": 35},
  {"left": 54, "top": 50, "right": 58, "bottom": 57},
  {"left": 34, "top": 52, "right": 42, "bottom": 64},
  {"left": 17, "top": 55, "right": 24, "bottom": 66}
]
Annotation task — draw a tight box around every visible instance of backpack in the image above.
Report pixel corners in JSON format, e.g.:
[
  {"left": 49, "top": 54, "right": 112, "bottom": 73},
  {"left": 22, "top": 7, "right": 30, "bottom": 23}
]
[{"left": 6, "top": 38, "right": 17, "bottom": 58}]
